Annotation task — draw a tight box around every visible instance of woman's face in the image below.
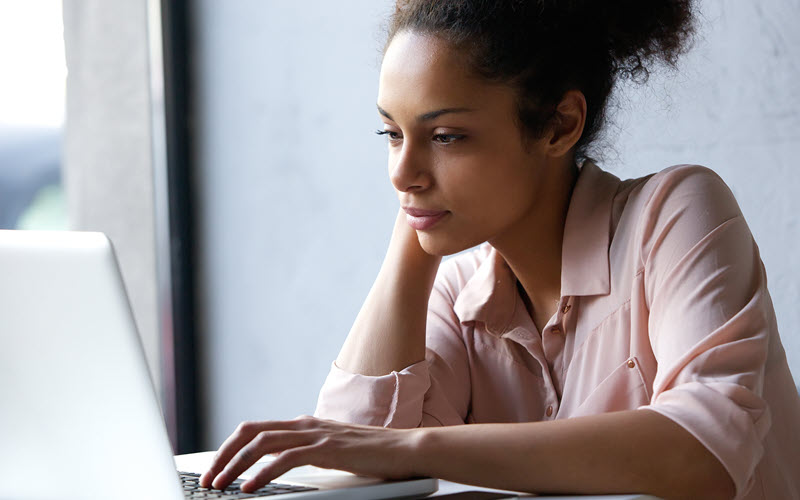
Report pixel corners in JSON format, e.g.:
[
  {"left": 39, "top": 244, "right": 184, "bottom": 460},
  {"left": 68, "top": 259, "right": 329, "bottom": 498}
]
[{"left": 377, "top": 30, "right": 552, "bottom": 256}]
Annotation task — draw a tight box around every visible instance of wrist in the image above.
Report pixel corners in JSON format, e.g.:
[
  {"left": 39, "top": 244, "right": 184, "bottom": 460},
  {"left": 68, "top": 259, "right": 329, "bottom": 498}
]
[
  {"left": 404, "top": 427, "right": 437, "bottom": 477},
  {"left": 382, "top": 211, "right": 442, "bottom": 287}
]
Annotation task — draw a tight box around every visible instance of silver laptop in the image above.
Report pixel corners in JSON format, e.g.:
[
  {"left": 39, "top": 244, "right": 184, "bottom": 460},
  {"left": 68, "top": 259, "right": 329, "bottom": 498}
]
[{"left": 0, "top": 230, "right": 438, "bottom": 500}]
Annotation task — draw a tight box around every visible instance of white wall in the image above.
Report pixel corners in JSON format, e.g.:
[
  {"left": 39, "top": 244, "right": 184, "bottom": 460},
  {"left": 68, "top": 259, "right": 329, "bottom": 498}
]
[
  {"left": 192, "top": 0, "right": 800, "bottom": 448},
  {"left": 192, "top": 0, "right": 398, "bottom": 448}
]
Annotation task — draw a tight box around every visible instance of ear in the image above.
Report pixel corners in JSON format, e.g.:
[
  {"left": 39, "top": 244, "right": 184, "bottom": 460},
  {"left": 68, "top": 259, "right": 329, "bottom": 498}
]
[{"left": 545, "top": 90, "right": 587, "bottom": 158}]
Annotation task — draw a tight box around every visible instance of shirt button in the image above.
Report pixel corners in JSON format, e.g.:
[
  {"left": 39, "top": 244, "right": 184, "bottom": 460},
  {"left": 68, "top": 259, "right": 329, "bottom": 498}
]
[
  {"left": 546, "top": 405, "right": 553, "bottom": 417},
  {"left": 561, "top": 304, "right": 571, "bottom": 314},
  {"left": 627, "top": 359, "right": 636, "bottom": 369},
  {"left": 551, "top": 326, "right": 560, "bottom": 334}
]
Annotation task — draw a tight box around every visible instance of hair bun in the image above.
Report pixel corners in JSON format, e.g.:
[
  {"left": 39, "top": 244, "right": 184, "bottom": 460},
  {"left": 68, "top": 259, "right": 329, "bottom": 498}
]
[{"left": 586, "top": 0, "right": 696, "bottom": 81}]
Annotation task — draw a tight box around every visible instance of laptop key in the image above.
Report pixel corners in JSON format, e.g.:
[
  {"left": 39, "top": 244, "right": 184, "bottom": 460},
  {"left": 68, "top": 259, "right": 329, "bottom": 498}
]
[{"left": 179, "top": 472, "right": 317, "bottom": 499}]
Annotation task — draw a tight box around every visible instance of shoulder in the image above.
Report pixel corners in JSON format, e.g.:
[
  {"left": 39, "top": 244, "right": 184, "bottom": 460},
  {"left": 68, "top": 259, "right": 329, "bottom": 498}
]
[
  {"left": 616, "top": 164, "right": 744, "bottom": 243},
  {"left": 626, "top": 164, "right": 741, "bottom": 218},
  {"left": 618, "top": 165, "right": 749, "bottom": 276}
]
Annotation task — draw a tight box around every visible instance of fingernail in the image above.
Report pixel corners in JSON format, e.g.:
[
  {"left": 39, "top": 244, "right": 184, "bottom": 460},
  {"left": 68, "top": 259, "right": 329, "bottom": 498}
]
[{"left": 211, "top": 474, "right": 225, "bottom": 490}]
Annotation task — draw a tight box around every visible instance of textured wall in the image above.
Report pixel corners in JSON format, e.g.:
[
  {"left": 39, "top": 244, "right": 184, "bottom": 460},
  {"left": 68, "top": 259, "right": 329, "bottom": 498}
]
[
  {"left": 192, "top": 0, "right": 800, "bottom": 448},
  {"left": 192, "top": 0, "right": 398, "bottom": 448}
]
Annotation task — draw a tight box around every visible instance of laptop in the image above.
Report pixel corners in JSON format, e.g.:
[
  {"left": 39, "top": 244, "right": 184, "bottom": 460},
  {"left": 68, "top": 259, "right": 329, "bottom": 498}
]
[{"left": 0, "top": 230, "right": 438, "bottom": 500}]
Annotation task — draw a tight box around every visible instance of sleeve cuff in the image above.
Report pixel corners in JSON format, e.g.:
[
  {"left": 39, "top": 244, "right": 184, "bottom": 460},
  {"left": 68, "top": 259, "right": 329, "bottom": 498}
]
[{"left": 314, "top": 359, "right": 431, "bottom": 428}]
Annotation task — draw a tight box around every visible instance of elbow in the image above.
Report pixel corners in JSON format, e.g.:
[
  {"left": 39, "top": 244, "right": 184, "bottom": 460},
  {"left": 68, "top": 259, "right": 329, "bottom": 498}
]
[
  {"left": 695, "top": 473, "right": 736, "bottom": 500},
  {"left": 651, "top": 429, "right": 736, "bottom": 500},
  {"left": 661, "top": 456, "right": 736, "bottom": 500},
  {"left": 652, "top": 470, "right": 735, "bottom": 500},
  {"left": 690, "top": 442, "right": 736, "bottom": 500}
]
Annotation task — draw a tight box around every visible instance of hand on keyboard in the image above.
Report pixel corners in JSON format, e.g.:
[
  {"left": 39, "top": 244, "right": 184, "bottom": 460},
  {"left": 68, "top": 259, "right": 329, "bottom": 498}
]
[{"left": 199, "top": 415, "right": 420, "bottom": 493}]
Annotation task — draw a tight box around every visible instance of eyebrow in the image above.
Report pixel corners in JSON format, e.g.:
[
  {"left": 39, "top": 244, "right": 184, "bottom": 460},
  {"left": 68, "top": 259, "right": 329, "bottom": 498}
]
[{"left": 377, "top": 105, "right": 476, "bottom": 122}]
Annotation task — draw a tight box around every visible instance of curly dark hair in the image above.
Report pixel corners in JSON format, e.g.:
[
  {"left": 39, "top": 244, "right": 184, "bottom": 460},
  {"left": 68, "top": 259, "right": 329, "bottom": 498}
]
[{"left": 385, "top": 0, "right": 696, "bottom": 160}]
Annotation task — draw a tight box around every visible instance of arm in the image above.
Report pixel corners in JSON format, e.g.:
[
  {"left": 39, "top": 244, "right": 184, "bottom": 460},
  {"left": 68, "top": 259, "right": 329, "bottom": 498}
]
[
  {"left": 637, "top": 167, "right": 772, "bottom": 499},
  {"left": 200, "top": 409, "right": 732, "bottom": 499},
  {"left": 335, "top": 209, "right": 441, "bottom": 376},
  {"left": 413, "top": 409, "right": 734, "bottom": 500}
]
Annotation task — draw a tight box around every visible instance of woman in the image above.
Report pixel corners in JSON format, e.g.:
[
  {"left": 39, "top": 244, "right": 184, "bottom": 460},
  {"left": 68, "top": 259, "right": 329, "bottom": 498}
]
[{"left": 201, "top": 1, "right": 800, "bottom": 498}]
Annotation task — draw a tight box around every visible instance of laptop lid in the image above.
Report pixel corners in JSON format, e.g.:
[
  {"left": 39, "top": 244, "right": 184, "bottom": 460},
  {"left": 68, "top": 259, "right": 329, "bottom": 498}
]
[{"left": 0, "top": 230, "right": 184, "bottom": 500}]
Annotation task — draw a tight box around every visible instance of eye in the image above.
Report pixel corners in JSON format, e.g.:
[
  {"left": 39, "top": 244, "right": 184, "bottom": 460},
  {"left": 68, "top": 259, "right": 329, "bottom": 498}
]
[
  {"left": 433, "top": 133, "right": 465, "bottom": 145},
  {"left": 375, "top": 129, "right": 402, "bottom": 142}
]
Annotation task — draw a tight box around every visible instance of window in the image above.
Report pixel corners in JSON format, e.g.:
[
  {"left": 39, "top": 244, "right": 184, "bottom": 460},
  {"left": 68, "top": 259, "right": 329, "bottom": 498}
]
[{"left": 0, "top": 1, "right": 68, "bottom": 230}]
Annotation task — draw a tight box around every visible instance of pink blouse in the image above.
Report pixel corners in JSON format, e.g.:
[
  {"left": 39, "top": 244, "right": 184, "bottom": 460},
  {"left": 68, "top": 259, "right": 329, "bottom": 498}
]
[{"left": 314, "top": 162, "right": 800, "bottom": 500}]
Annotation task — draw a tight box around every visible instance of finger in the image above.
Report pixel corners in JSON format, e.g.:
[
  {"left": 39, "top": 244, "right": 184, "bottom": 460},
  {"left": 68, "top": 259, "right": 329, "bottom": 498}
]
[
  {"left": 200, "top": 417, "right": 318, "bottom": 487},
  {"left": 212, "top": 430, "right": 317, "bottom": 490},
  {"left": 200, "top": 421, "right": 262, "bottom": 487},
  {"left": 240, "top": 444, "right": 322, "bottom": 493},
  {"left": 212, "top": 430, "right": 316, "bottom": 490}
]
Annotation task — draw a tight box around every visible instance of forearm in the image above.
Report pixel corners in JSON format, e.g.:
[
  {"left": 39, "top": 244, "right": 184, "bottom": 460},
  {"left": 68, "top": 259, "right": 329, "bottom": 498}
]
[
  {"left": 410, "top": 409, "right": 735, "bottom": 500},
  {"left": 336, "top": 210, "right": 441, "bottom": 376}
]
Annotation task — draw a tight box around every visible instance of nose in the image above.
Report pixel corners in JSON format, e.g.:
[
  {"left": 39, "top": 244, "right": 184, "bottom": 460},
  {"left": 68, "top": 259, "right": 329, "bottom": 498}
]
[{"left": 389, "top": 141, "right": 431, "bottom": 193}]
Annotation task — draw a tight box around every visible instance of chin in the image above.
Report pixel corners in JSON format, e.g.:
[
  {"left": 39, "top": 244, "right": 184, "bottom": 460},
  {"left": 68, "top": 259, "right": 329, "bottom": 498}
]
[{"left": 417, "top": 231, "right": 482, "bottom": 257}]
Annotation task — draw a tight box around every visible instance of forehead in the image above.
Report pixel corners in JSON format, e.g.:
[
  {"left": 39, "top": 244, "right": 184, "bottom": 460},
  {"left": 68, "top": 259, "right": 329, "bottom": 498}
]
[{"left": 378, "top": 31, "right": 511, "bottom": 118}]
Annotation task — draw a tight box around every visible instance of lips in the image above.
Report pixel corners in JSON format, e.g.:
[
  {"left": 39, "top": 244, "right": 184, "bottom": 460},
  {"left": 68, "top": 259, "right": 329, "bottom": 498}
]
[{"left": 403, "top": 206, "right": 449, "bottom": 231}]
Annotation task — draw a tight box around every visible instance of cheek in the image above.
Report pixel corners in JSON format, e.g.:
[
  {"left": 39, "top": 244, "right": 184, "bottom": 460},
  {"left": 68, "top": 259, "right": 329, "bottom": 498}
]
[
  {"left": 444, "top": 160, "right": 538, "bottom": 224},
  {"left": 416, "top": 166, "right": 538, "bottom": 257}
]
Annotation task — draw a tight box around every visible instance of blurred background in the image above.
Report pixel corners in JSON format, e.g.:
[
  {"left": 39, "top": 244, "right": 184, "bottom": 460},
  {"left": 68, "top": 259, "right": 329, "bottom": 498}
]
[
  {"left": 0, "top": 1, "right": 66, "bottom": 231},
  {"left": 1, "top": 0, "right": 797, "bottom": 454}
]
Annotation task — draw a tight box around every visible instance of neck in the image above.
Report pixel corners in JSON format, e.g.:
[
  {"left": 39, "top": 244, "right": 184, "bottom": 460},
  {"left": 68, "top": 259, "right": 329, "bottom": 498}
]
[{"left": 489, "top": 157, "right": 579, "bottom": 332}]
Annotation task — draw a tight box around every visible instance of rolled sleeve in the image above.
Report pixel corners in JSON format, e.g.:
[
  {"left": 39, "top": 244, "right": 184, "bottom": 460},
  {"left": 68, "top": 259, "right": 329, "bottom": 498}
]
[
  {"left": 639, "top": 166, "right": 772, "bottom": 499},
  {"left": 315, "top": 259, "right": 472, "bottom": 428},
  {"left": 314, "top": 359, "right": 431, "bottom": 428}
]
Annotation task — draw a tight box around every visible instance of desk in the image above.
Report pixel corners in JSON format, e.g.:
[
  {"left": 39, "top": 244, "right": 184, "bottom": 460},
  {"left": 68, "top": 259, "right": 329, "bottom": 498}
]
[
  {"left": 175, "top": 452, "right": 659, "bottom": 500},
  {"left": 431, "top": 480, "right": 657, "bottom": 499}
]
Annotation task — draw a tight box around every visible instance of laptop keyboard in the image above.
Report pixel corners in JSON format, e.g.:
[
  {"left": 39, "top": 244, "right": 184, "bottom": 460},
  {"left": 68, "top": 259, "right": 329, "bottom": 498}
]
[{"left": 180, "top": 472, "right": 318, "bottom": 498}]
